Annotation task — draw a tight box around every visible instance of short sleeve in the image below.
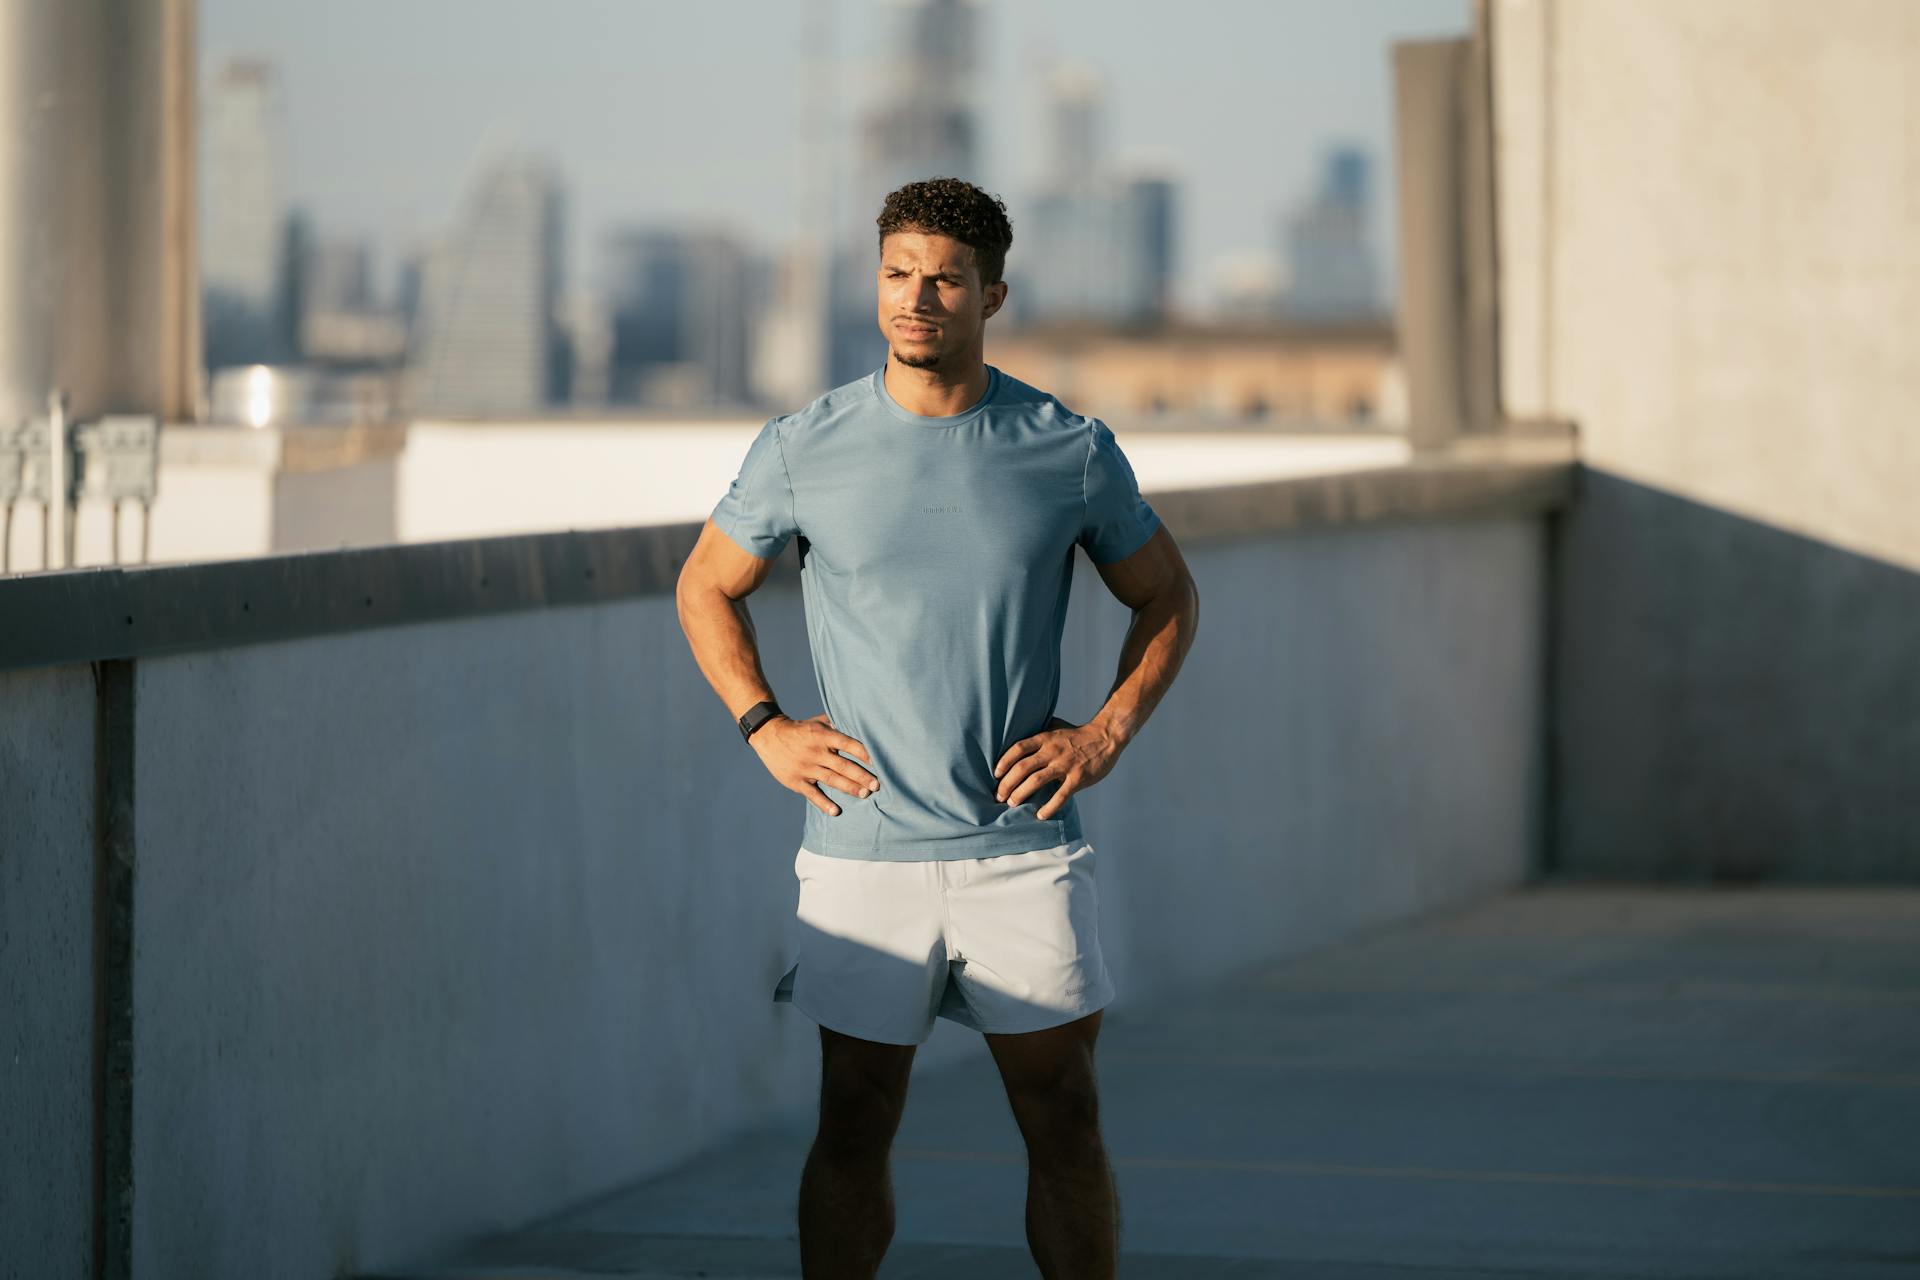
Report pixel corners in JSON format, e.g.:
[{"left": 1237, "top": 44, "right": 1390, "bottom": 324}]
[
  {"left": 710, "top": 417, "right": 798, "bottom": 558},
  {"left": 1079, "top": 421, "right": 1161, "bottom": 564}
]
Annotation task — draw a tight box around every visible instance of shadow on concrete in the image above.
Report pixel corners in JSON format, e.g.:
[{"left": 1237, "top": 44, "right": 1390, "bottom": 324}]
[{"left": 1548, "top": 467, "right": 1920, "bottom": 882}]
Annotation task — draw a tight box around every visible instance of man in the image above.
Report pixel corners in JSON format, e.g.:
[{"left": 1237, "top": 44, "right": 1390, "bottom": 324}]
[{"left": 675, "top": 177, "right": 1199, "bottom": 1280}]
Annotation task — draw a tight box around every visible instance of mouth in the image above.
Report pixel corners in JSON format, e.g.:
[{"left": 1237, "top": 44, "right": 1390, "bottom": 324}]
[{"left": 893, "top": 320, "right": 940, "bottom": 338}]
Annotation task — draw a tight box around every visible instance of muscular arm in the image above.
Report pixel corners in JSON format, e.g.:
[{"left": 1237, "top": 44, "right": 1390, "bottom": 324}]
[
  {"left": 993, "top": 523, "right": 1200, "bottom": 818},
  {"left": 676, "top": 520, "right": 879, "bottom": 815},
  {"left": 674, "top": 518, "right": 787, "bottom": 721},
  {"left": 1087, "top": 524, "right": 1200, "bottom": 748}
]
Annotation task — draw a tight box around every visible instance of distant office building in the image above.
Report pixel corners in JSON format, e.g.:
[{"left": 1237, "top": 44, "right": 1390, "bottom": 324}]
[
  {"left": 297, "top": 232, "right": 408, "bottom": 368},
  {"left": 752, "top": 245, "right": 832, "bottom": 411},
  {"left": 305, "top": 236, "right": 374, "bottom": 314},
  {"left": 201, "top": 57, "right": 291, "bottom": 368},
  {"left": 557, "top": 293, "right": 613, "bottom": 409},
  {"left": 394, "top": 246, "right": 428, "bottom": 331},
  {"left": 1043, "top": 62, "right": 1103, "bottom": 194},
  {"left": 1125, "top": 174, "right": 1177, "bottom": 318},
  {"left": 857, "top": 0, "right": 981, "bottom": 206},
  {"left": 1021, "top": 173, "right": 1177, "bottom": 326},
  {"left": 1282, "top": 144, "right": 1383, "bottom": 322},
  {"left": 602, "top": 229, "right": 753, "bottom": 408},
  {"left": 1016, "top": 64, "right": 1178, "bottom": 327},
  {"left": 410, "top": 154, "right": 567, "bottom": 416},
  {"left": 830, "top": 0, "right": 984, "bottom": 386},
  {"left": 274, "top": 208, "right": 311, "bottom": 362}
]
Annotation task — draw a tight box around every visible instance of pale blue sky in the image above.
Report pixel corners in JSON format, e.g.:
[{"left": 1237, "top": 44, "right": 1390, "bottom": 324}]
[{"left": 200, "top": 0, "right": 1468, "bottom": 311}]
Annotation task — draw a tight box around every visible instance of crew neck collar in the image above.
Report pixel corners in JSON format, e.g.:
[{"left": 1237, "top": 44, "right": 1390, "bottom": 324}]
[{"left": 872, "top": 363, "right": 1003, "bottom": 427}]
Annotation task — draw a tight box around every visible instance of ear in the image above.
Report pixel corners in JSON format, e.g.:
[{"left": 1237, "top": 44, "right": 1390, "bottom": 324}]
[{"left": 982, "top": 279, "right": 1009, "bottom": 320}]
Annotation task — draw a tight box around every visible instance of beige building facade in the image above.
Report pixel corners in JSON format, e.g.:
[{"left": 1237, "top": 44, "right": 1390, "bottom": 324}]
[{"left": 987, "top": 322, "right": 1399, "bottom": 428}]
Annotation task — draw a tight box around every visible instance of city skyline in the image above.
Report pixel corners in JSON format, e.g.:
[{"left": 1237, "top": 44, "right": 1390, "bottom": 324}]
[{"left": 198, "top": 0, "right": 1468, "bottom": 316}]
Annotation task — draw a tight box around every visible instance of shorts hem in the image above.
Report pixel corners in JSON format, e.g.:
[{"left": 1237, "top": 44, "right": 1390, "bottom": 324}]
[
  {"left": 959, "top": 981, "right": 1116, "bottom": 1036},
  {"left": 784, "top": 988, "right": 931, "bottom": 1046}
]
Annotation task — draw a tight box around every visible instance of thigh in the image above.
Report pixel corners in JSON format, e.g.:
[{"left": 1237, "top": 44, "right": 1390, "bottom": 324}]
[
  {"left": 815, "top": 1023, "right": 918, "bottom": 1150},
  {"left": 785, "top": 846, "right": 949, "bottom": 1045},
  {"left": 943, "top": 839, "right": 1115, "bottom": 1036},
  {"left": 985, "top": 1009, "right": 1104, "bottom": 1142},
  {"left": 985, "top": 1007, "right": 1103, "bottom": 1088}
]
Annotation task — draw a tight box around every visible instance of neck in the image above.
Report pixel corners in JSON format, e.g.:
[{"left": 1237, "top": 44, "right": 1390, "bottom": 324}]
[{"left": 884, "top": 351, "right": 990, "bottom": 417}]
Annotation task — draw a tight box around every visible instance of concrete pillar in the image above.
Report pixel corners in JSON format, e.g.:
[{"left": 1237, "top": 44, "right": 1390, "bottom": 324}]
[
  {"left": 1393, "top": 18, "right": 1501, "bottom": 452},
  {"left": 0, "top": 0, "right": 199, "bottom": 429}
]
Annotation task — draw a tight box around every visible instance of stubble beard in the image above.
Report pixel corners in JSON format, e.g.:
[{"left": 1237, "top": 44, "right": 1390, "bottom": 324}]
[{"left": 890, "top": 344, "right": 945, "bottom": 371}]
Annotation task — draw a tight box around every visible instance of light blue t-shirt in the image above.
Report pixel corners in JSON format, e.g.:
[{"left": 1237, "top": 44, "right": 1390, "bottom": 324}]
[{"left": 711, "top": 363, "right": 1162, "bottom": 861}]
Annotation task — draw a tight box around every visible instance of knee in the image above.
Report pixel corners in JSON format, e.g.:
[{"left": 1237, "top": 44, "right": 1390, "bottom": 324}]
[
  {"left": 814, "top": 1069, "right": 909, "bottom": 1161},
  {"left": 1007, "top": 1072, "right": 1103, "bottom": 1155}
]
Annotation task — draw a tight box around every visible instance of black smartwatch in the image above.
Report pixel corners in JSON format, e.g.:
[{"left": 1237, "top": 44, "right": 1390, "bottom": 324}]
[{"left": 738, "top": 699, "right": 785, "bottom": 744}]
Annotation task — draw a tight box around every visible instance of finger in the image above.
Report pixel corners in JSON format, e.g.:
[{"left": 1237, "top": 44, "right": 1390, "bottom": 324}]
[
  {"left": 995, "top": 752, "right": 1047, "bottom": 802},
  {"left": 833, "top": 733, "right": 871, "bottom": 764},
  {"left": 801, "top": 780, "right": 841, "bottom": 817},
  {"left": 1004, "top": 763, "right": 1064, "bottom": 810},
  {"left": 992, "top": 737, "right": 1040, "bottom": 780},
  {"left": 813, "top": 766, "right": 877, "bottom": 797},
  {"left": 1035, "top": 778, "right": 1079, "bottom": 821},
  {"left": 823, "top": 757, "right": 880, "bottom": 790}
]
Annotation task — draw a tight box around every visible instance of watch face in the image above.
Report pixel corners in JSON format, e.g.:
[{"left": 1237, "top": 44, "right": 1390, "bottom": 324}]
[{"left": 742, "top": 702, "right": 778, "bottom": 739}]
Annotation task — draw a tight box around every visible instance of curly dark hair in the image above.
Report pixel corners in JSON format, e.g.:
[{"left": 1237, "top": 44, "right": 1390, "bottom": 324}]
[{"left": 875, "top": 177, "right": 1014, "bottom": 286}]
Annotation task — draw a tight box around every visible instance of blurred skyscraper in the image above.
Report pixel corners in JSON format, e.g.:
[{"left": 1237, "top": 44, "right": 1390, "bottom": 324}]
[
  {"left": 602, "top": 229, "right": 753, "bottom": 409},
  {"left": 274, "top": 207, "right": 311, "bottom": 361},
  {"left": 1017, "top": 64, "right": 1178, "bottom": 327},
  {"left": 201, "top": 57, "right": 291, "bottom": 368},
  {"left": 1043, "top": 62, "right": 1102, "bottom": 193},
  {"left": 857, "top": 0, "right": 980, "bottom": 207},
  {"left": 297, "top": 232, "right": 409, "bottom": 369},
  {"left": 1282, "top": 144, "right": 1383, "bottom": 322},
  {"left": 304, "top": 237, "right": 374, "bottom": 315},
  {"left": 826, "top": 0, "right": 984, "bottom": 387},
  {"left": 409, "top": 154, "right": 567, "bottom": 416}
]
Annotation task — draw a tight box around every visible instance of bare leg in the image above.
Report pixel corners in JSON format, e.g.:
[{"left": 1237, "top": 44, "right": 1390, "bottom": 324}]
[
  {"left": 798, "top": 1023, "right": 917, "bottom": 1279},
  {"left": 986, "top": 1009, "right": 1118, "bottom": 1279}
]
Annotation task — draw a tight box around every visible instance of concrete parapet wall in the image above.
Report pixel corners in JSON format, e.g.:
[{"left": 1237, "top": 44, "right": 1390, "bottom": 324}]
[
  {"left": 120, "top": 516, "right": 1543, "bottom": 1275},
  {"left": 0, "top": 458, "right": 1562, "bottom": 1275},
  {"left": 0, "top": 664, "right": 97, "bottom": 1280}
]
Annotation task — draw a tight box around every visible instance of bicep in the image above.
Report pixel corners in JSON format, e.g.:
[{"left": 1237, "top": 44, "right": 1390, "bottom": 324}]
[
  {"left": 681, "top": 517, "right": 780, "bottom": 602},
  {"left": 1091, "top": 523, "right": 1192, "bottom": 611}
]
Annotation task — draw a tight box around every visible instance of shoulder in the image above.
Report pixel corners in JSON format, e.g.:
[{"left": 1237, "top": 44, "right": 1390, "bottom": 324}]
[
  {"left": 988, "top": 366, "right": 1100, "bottom": 439},
  {"left": 773, "top": 370, "right": 882, "bottom": 441}
]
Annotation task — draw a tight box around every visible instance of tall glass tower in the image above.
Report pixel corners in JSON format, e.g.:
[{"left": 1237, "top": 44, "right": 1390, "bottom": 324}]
[
  {"left": 201, "top": 57, "right": 289, "bottom": 368},
  {"left": 411, "top": 154, "right": 567, "bottom": 416}
]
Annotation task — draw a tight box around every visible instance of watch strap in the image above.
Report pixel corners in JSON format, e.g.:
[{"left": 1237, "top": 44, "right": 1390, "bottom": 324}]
[{"left": 738, "top": 699, "right": 784, "bottom": 743}]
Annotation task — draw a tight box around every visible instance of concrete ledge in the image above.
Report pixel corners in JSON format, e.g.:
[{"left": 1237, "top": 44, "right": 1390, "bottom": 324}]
[
  {"left": 1160, "top": 438, "right": 1574, "bottom": 543},
  {"left": 0, "top": 441, "right": 1574, "bottom": 674}
]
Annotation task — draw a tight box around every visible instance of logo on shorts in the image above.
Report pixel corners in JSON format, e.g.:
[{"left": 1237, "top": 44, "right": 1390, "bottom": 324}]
[{"left": 922, "top": 504, "right": 964, "bottom": 515}]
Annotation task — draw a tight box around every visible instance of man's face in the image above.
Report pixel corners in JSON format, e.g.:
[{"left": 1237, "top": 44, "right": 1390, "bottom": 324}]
[{"left": 876, "top": 230, "right": 1007, "bottom": 371}]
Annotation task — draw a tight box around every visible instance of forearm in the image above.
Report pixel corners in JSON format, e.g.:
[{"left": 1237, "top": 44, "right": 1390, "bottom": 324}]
[
  {"left": 1088, "top": 578, "right": 1198, "bottom": 749},
  {"left": 677, "top": 582, "right": 781, "bottom": 720}
]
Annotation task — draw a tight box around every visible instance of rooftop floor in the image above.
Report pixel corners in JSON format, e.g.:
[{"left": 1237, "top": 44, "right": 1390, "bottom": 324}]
[{"left": 370, "top": 882, "right": 1920, "bottom": 1279}]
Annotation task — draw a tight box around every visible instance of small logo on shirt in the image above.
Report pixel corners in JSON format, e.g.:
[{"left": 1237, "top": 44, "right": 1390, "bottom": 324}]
[{"left": 922, "top": 504, "right": 964, "bottom": 515}]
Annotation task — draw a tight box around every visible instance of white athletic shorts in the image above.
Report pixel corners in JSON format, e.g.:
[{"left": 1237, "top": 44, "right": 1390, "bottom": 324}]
[{"left": 771, "top": 837, "right": 1116, "bottom": 1045}]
